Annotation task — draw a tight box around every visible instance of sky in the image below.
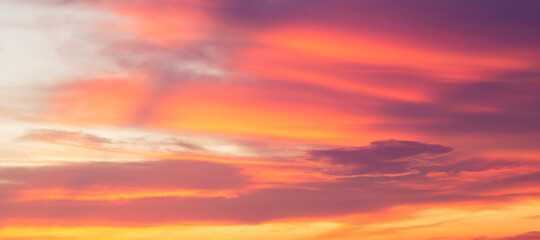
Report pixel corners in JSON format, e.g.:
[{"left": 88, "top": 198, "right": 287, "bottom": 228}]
[{"left": 1, "top": 0, "right": 540, "bottom": 239}]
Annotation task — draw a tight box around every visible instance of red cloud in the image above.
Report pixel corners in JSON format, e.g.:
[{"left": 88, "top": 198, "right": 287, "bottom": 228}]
[{"left": 0, "top": 160, "right": 246, "bottom": 191}]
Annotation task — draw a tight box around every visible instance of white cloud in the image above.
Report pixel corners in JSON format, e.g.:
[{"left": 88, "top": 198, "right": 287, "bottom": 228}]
[{"left": 0, "top": 0, "right": 124, "bottom": 121}]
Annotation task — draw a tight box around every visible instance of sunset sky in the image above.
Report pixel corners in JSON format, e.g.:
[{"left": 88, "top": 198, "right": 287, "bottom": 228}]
[{"left": 1, "top": 0, "right": 540, "bottom": 239}]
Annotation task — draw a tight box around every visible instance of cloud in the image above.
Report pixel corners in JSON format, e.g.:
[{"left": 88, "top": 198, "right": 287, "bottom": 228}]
[
  {"left": 20, "top": 129, "right": 113, "bottom": 146},
  {"left": 307, "top": 140, "right": 453, "bottom": 174},
  {"left": 17, "top": 128, "right": 211, "bottom": 156},
  {"left": 436, "top": 158, "right": 519, "bottom": 173},
  {"left": 477, "top": 231, "right": 540, "bottom": 240},
  {"left": 0, "top": 160, "right": 246, "bottom": 190},
  {"left": 168, "top": 140, "right": 205, "bottom": 152},
  {"left": 0, "top": 184, "right": 476, "bottom": 225},
  {"left": 375, "top": 77, "right": 540, "bottom": 136},
  {"left": 0, "top": 154, "right": 538, "bottom": 225},
  {"left": 463, "top": 171, "right": 540, "bottom": 195},
  {"left": 47, "top": 77, "right": 149, "bottom": 126},
  {"left": 27, "top": 0, "right": 540, "bottom": 147},
  {"left": 501, "top": 231, "right": 540, "bottom": 240},
  {"left": 1, "top": 1, "right": 540, "bottom": 237}
]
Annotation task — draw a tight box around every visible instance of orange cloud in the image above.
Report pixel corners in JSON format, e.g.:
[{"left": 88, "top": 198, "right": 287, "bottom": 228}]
[
  {"left": 253, "top": 27, "right": 533, "bottom": 81},
  {"left": 89, "top": 0, "right": 218, "bottom": 47},
  {"left": 146, "top": 81, "right": 381, "bottom": 145},
  {"left": 47, "top": 77, "right": 147, "bottom": 126},
  {"left": 12, "top": 187, "right": 240, "bottom": 202}
]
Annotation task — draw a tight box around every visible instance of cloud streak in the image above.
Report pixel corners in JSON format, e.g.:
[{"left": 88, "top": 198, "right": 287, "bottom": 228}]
[{"left": 0, "top": 160, "right": 246, "bottom": 191}]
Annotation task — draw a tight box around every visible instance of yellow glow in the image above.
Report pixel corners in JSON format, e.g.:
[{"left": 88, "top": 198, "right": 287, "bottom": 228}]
[
  {"left": 0, "top": 221, "right": 342, "bottom": 240},
  {"left": 12, "top": 188, "right": 241, "bottom": 201},
  {"left": 323, "top": 200, "right": 540, "bottom": 240}
]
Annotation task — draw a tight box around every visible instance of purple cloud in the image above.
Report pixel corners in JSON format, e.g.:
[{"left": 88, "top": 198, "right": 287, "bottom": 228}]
[
  {"left": 476, "top": 231, "right": 540, "bottom": 240},
  {"left": 307, "top": 139, "right": 453, "bottom": 174},
  {"left": 502, "top": 231, "right": 540, "bottom": 240}
]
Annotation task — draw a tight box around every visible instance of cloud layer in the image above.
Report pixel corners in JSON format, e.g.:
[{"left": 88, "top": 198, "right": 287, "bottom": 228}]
[{"left": 1, "top": 0, "right": 539, "bottom": 239}]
